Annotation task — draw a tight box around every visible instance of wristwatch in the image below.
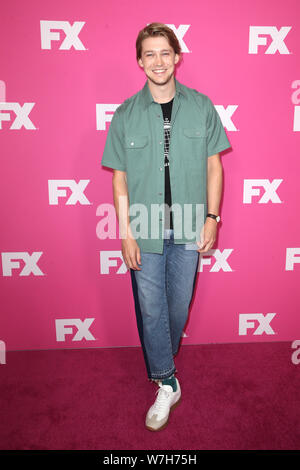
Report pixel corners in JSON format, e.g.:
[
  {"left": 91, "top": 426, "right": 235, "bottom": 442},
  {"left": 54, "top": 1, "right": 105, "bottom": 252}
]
[{"left": 206, "top": 213, "right": 221, "bottom": 223}]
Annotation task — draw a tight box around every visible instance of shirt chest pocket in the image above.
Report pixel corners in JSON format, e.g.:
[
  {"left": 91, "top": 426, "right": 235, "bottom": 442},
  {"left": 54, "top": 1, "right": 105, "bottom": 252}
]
[
  {"left": 182, "top": 127, "right": 207, "bottom": 167},
  {"left": 183, "top": 127, "right": 207, "bottom": 139},
  {"left": 124, "top": 135, "right": 149, "bottom": 174},
  {"left": 124, "top": 135, "right": 149, "bottom": 150}
]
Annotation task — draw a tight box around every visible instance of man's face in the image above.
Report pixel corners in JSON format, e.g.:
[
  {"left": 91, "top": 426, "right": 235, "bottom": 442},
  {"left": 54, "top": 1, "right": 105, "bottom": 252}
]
[{"left": 138, "top": 36, "right": 179, "bottom": 87}]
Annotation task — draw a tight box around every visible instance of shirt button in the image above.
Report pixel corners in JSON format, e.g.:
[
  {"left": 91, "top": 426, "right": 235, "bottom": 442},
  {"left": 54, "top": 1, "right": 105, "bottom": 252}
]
[
  {"left": 130, "top": 142, "right": 134, "bottom": 146},
  {"left": 159, "top": 141, "right": 163, "bottom": 145},
  {"left": 159, "top": 167, "right": 163, "bottom": 171},
  {"left": 158, "top": 192, "right": 162, "bottom": 195}
]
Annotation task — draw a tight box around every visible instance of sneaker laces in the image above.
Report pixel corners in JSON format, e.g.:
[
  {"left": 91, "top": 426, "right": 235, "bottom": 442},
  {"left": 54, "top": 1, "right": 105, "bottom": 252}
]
[{"left": 152, "top": 385, "right": 173, "bottom": 415}]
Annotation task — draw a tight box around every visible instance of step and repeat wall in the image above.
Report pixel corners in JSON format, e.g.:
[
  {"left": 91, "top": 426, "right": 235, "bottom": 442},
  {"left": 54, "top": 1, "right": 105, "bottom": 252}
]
[{"left": 1, "top": 0, "right": 299, "bottom": 352}]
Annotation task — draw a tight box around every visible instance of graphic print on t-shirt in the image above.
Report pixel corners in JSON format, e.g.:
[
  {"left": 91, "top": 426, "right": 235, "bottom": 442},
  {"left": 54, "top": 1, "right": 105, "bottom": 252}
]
[
  {"left": 163, "top": 116, "right": 171, "bottom": 168},
  {"left": 160, "top": 98, "right": 174, "bottom": 230}
]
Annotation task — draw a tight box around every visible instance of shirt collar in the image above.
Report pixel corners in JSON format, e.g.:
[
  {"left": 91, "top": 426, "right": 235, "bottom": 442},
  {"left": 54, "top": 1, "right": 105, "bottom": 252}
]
[{"left": 140, "top": 77, "right": 187, "bottom": 109}]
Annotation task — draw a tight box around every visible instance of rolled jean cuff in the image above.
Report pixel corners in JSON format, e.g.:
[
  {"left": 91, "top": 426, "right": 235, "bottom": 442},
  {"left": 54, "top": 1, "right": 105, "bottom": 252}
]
[{"left": 149, "top": 366, "right": 177, "bottom": 381}]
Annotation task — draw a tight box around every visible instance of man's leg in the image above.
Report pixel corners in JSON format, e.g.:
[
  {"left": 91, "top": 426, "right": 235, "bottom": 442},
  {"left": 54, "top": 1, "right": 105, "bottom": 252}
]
[
  {"left": 166, "top": 235, "right": 200, "bottom": 357},
  {"left": 130, "top": 230, "right": 195, "bottom": 431},
  {"left": 129, "top": 238, "right": 176, "bottom": 381},
  {"left": 129, "top": 267, "right": 152, "bottom": 378}
]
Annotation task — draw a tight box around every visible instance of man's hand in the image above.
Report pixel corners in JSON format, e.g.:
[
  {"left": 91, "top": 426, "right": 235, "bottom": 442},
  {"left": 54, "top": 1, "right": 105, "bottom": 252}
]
[
  {"left": 197, "top": 217, "right": 218, "bottom": 253},
  {"left": 122, "top": 238, "right": 142, "bottom": 270}
]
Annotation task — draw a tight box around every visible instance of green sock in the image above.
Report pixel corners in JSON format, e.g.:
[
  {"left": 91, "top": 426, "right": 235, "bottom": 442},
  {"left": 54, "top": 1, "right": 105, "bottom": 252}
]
[{"left": 162, "top": 374, "right": 177, "bottom": 392}]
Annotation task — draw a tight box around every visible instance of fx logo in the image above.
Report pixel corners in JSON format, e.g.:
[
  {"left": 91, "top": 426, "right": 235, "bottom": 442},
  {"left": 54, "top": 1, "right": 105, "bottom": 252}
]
[
  {"left": 199, "top": 249, "right": 233, "bottom": 272},
  {"left": 55, "top": 319, "right": 96, "bottom": 342},
  {"left": 165, "top": 25, "right": 191, "bottom": 53},
  {"left": 97, "top": 103, "right": 231, "bottom": 132},
  {"left": 100, "top": 251, "right": 127, "bottom": 274},
  {"left": 48, "top": 180, "right": 91, "bottom": 205},
  {"left": 96, "top": 104, "right": 119, "bottom": 131},
  {"left": 215, "top": 105, "right": 238, "bottom": 131},
  {"left": 147, "top": 24, "right": 191, "bottom": 53},
  {"left": 285, "top": 248, "right": 300, "bottom": 271},
  {"left": 1, "top": 252, "right": 44, "bottom": 276},
  {"left": 248, "top": 26, "right": 291, "bottom": 54},
  {"left": 239, "top": 313, "right": 276, "bottom": 335},
  {"left": 40, "top": 20, "right": 86, "bottom": 50},
  {"left": 243, "top": 179, "right": 282, "bottom": 203},
  {"left": 0, "top": 103, "right": 36, "bottom": 130}
]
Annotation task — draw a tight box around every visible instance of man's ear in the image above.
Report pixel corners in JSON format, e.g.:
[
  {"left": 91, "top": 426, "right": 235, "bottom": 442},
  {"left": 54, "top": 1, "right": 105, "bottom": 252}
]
[
  {"left": 138, "top": 58, "right": 144, "bottom": 68},
  {"left": 174, "top": 53, "right": 180, "bottom": 65}
]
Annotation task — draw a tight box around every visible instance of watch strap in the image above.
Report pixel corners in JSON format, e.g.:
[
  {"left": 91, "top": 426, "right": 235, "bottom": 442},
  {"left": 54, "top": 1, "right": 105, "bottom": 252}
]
[{"left": 206, "top": 213, "right": 220, "bottom": 222}]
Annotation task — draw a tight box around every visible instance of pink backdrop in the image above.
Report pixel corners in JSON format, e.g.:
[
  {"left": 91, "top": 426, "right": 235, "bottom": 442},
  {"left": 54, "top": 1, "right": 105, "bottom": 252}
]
[{"left": 1, "top": 0, "right": 299, "bottom": 352}]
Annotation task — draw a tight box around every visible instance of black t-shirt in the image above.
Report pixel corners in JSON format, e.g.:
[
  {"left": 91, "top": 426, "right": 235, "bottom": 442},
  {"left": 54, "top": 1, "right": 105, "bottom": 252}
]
[{"left": 160, "top": 99, "right": 174, "bottom": 230}]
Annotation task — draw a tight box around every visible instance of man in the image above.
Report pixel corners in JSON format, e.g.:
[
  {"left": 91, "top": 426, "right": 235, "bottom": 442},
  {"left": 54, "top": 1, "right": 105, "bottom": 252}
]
[{"left": 101, "top": 23, "right": 231, "bottom": 432}]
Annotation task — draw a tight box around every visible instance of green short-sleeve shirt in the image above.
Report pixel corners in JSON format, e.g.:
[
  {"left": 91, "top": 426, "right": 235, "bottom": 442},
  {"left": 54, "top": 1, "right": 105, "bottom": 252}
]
[{"left": 101, "top": 78, "right": 231, "bottom": 254}]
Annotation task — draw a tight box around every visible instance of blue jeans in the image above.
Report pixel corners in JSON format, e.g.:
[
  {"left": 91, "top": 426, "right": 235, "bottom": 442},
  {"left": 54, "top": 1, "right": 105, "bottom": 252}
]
[{"left": 130, "top": 229, "right": 199, "bottom": 380}]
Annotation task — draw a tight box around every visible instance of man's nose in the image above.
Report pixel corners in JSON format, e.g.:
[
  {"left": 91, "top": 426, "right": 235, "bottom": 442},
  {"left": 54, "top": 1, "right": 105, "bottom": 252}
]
[{"left": 154, "top": 54, "right": 163, "bottom": 66}]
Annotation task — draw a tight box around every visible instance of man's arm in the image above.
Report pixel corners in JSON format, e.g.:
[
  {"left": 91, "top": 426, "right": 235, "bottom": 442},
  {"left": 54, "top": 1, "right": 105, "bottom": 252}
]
[
  {"left": 112, "top": 170, "right": 142, "bottom": 270},
  {"left": 207, "top": 153, "right": 223, "bottom": 216},
  {"left": 197, "top": 153, "right": 223, "bottom": 253}
]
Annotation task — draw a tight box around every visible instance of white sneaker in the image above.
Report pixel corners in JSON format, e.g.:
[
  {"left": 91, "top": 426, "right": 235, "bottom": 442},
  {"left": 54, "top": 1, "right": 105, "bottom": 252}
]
[{"left": 145, "top": 378, "right": 181, "bottom": 431}]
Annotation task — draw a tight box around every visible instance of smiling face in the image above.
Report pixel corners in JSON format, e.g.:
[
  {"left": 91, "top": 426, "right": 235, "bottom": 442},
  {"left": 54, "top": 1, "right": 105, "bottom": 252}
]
[{"left": 138, "top": 35, "right": 180, "bottom": 87}]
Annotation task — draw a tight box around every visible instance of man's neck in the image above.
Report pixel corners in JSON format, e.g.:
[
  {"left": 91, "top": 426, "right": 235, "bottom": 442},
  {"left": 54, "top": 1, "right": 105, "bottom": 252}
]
[{"left": 147, "top": 76, "right": 176, "bottom": 104}]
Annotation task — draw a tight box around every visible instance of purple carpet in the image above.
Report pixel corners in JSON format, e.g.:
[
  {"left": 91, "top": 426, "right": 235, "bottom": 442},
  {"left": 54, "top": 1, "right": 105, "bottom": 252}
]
[{"left": 0, "top": 342, "right": 299, "bottom": 450}]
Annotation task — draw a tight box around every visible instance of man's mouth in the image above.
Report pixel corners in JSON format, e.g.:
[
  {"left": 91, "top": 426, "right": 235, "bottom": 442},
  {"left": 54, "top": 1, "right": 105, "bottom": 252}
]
[{"left": 152, "top": 69, "right": 167, "bottom": 74}]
